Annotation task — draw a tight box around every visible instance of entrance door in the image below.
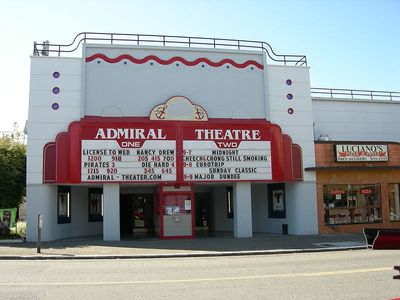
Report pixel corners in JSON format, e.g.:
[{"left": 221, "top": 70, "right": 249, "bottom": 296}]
[
  {"left": 195, "top": 193, "right": 210, "bottom": 234},
  {"left": 120, "top": 194, "right": 154, "bottom": 239},
  {"left": 161, "top": 191, "right": 194, "bottom": 239}
]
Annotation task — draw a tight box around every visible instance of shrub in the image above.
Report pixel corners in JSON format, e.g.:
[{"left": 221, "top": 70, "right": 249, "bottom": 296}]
[{"left": 15, "top": 220, "right": 26, "bottom": 237}]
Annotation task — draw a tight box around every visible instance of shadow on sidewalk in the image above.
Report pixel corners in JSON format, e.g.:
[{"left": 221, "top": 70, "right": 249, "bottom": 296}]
[{"left": 1, "top": 232, "right": 366, "bottom": 254}]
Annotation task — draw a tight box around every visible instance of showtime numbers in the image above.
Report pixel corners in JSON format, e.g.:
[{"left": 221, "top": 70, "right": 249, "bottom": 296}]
[
  {"left": 162, "top": 168, "right": 173, "bottom": 174},
  {"left": 88, "top": 168, "right": 99, "bottom": 174},
  {"left": 182, "top": 140, "right": 272, "bottom": 182},
  {"left": 88, "top": 155, "right": 102, "bottom": 161},
  {"left": 111, "top": 155, "right": 122, "bottom": 162},
  {"left": 82, "top": 138, "right": 272, "bottom": 183},
  {"left": 183, "top": 162, "right": 193, "bottom": 167},
  {"left": 107, "top": 168, "right": 117, "bottom": 174},
  {"left": 81, "top": 140, "right": 177, "bottom": 182},
  {"left": 183, "top": 149, "right": 192, "bottom": 156},
  {"left": 138, "top": 156, "right": 148, "bottom": 161},
  {"left": 144, "top": 168, "right": 155, "bottom": 174},
  {"left": 184, "top": 174, "right": 193, "bottom": 180}
]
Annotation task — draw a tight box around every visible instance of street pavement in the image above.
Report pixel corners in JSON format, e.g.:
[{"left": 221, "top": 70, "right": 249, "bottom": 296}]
[{"left": 0, "top": 232, "right": 367, "bottom": 260}]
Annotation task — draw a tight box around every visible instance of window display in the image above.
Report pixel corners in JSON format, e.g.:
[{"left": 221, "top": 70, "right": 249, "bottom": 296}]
[
  {"left": 88, "top": 188, "right": 103, "bottom": 222},
  {"left": 163, "top": 194, "right": 191, "bottom": 216},
  {"left": 57, "top": 186, "right": 71, "bottom": 224},
  {"left": 389, "top": 183, "right": 400, "bottom": 222},
  {"left": 269, "top": 183, "right": 286, "bottom": 218},
  {"left": 323, "top": 184, "right": 381, "bottom": 225}
]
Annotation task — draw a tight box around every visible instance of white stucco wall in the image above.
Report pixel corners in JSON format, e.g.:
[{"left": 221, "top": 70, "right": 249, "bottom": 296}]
[
  {"left": 103, "top": 184, "right": 120, "bottom": 241},
  {"left": 26, "top": 185, "right": 103, "bottom": 241},
  {"left": 313, "top": 98, "right": 400, "bottom": 142},
  {"left": 233, "top": 182, "right": 252, "bottom": 237},
  {"left": 83, "top": 45, "right": 267, "bottom": 119},
  {"left": 265, "top": 65, "right": 318, "bottom": 234},
  {"left": 285, "top": 182, "right": 318, "bottom": 234},
  {"left": 27, "top": 56, "right": 82, "bottom": 184},
  {"left": 26, "top": 185, "right": 57, "bottom": 241},
  {"left": 251, "top": 183, "right": 287, "bottom": 233},
  {"left": 26, "top": 56, "right": 103, "bottom": 241},
  {"left": 266, "top": 65, "right": 316, "bottom": 179}
]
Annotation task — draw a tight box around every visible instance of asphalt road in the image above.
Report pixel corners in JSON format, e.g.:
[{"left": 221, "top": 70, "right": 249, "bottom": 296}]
[{"left": 0, "top": 250, "right": 399, "bottom": 299}]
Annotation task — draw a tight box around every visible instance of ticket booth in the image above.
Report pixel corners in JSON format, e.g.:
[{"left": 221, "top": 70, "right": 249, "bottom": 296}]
[{"left": 159, "top": 185, "right": 195, "bottom": 239}]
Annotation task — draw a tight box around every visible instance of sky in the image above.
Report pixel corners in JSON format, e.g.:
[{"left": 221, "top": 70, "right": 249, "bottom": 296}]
[{"left": 1, "top": 0, "right": 399, "bottom": 131}]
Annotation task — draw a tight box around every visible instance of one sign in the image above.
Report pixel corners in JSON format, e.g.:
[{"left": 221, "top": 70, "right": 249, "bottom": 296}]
[
  {"left": 335, "top": 144, "right": 388, "bottom": 162},
  {"left": 182, "top": 126, "right": 272, "bottom": 181},
  {"left": 81, "top": 126, "right": 177, "bottom": 182}
]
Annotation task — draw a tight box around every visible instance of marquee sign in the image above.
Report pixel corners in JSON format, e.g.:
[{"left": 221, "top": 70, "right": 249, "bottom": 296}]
[
  {"left": 335, "top": 144, "right": 388, "bottom": 162},
  {"left": 182, "top": 125, "right": 272, "bottom": 181},
  {"left": 81, "top": 127, "right": 177, "bottom": 182},
  {"left": 42, "top": 99, "right": 303, "bottom": 184},
  {"left": 76, "top": 123, "right": 277, "bottom": 183}
]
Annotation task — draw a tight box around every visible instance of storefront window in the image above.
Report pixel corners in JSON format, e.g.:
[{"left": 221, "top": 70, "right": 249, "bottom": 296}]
[
  {"left": 163, "top": 194, "right": 191, "bottom": 216},
  {"left": 388, "top": 184, "right": 400, "bottom": 222},
  {"left": 268, "top": 183, "right": 286, "bottom": 218},
  {"left": 88, "top": 188, "right": 103, "bottom": 222},
  {"left": 58, "top": 186, "right": 71, "bottom": 224},
  {"left": 323, "top": 184, "right": 381, "bottom": 225}
]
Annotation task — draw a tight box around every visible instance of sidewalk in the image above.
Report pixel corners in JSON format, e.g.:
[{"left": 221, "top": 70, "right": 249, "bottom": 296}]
[{"left": 0, "top": 233, "right": 367, "bottom": 260}]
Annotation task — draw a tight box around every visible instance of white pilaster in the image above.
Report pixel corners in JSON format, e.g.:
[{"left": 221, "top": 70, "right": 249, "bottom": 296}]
[
  {"left": 233, "top": 182, "right": 253, "bottom": 238},
  {"left": 26, "top": 184, "right": 57, "bottom": 242},
  {"left": 286, "top": 181, "right": 318, "bottom": 234},
  {"left": 103, "top": 184, "right": 120, "bottom": 241}
]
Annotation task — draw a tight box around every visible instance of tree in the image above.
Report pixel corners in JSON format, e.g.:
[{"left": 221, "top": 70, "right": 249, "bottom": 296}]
[{"left": 0, "top": 136, "right": 26, "bottom": 208}]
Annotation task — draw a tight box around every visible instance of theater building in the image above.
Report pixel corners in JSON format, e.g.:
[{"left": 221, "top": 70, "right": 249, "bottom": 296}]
[
  {"left": 27, "top": 33, "right": 400, "bottom": 242},
  {"left": 26, "top": 33, "right": 317, "bottom": 241}
]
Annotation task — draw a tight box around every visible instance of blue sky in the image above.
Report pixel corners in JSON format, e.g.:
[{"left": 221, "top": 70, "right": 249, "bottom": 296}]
[{"left": 1, "top": 0, "right": 399, "bottom": 131}]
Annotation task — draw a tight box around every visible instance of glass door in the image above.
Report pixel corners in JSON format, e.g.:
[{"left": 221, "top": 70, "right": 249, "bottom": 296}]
[
  {"left": 195, "top": 193, "right": 210, "bottom": 234},
  {"left": 120, "top": 194, "right": 154, "bottom": 239}
]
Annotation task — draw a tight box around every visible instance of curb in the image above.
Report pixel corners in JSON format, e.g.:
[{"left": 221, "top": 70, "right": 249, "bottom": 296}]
[
  {"left": 0, "top": 246, "right": 366, "bottom": 260},
  {"left": 0, "top": 239, "right": 24, "bottom": 244}
]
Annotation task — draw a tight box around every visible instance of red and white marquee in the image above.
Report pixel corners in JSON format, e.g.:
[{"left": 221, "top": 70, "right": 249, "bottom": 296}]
[{"left": 43, "top": 97, "right": 303, "bottom": 184}]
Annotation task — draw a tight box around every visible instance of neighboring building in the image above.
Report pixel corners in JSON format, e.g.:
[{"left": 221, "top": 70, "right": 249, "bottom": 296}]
[
  {"left": 311, "top": 89, "right": 400, "bottom": 233},
  {"left": 26, "top": 33, "right": 399, "bottom": 242}
]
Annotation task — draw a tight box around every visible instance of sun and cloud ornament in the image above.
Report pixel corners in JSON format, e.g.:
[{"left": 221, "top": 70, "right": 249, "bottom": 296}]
[{"left": 150, "top": 96, "right": 208, "bottom": 121}]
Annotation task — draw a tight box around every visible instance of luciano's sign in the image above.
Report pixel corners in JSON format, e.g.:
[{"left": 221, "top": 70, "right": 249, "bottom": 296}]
[{"left": 335, "top": 144, "right": 389, "bottom": 162}]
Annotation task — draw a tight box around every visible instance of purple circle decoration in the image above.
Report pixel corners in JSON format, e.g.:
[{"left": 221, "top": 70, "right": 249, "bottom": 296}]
[
  {"left": 52, "top": 103, "right": 59, "bottom": 110},
  {"left": 52, "top": 71, "right": 60, "bottom": 79},
  {"left": 287, "top": 108, "right": 294, "bottom": 115},
  {"left": 286, "top": 79, "right": 292, "bottom": 85},
  {"left": 52, "top": 87, "right": 60, "bottom": 94},
  {"left": 287, "top": 93, "right": 293, "bottom": 100}
]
